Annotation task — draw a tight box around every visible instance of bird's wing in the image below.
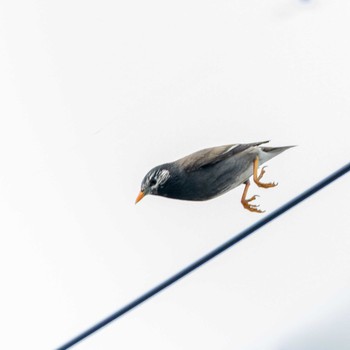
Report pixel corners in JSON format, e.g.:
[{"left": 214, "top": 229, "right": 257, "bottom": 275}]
[{"left": 176, "top": 141, "right": 269, "bottom": 172}]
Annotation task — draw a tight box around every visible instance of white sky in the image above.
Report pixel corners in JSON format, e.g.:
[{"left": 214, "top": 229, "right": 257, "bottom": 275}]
[{"left": 0, "top": 0, "right": 350, "bottom": 349}]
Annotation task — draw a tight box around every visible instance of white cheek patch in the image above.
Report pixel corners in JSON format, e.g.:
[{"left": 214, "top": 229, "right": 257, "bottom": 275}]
[
  {"left": 156, "top": 169, "right": 170, "bottom": 186},
  {"left": 146, "top": 169, "right": 170, "bottom": 191}
]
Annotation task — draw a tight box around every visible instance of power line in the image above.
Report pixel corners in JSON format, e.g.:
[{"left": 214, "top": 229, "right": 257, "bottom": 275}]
[{"left": 56, "top": 162, "right": 350, "bottom": 350}]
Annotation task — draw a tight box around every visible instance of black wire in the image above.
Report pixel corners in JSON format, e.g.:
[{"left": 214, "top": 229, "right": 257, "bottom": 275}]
[{"left": 56, "top": 162, "right": 350, "bottom": 350}]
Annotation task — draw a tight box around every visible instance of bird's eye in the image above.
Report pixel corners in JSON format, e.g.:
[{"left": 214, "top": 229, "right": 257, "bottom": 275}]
[{"left": 149, "top": 178, "right": 157, "bottom": 186}]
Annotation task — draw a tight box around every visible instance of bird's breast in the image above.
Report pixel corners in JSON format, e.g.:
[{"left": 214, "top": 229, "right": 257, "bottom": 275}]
[{"left": 158, "top": 159, "right": 254, "bottom": 201}]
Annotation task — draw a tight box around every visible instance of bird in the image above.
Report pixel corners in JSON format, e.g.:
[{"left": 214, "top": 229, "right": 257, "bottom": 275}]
[{"left": 135, "top": 141, "right": 294, "bottom": 213}]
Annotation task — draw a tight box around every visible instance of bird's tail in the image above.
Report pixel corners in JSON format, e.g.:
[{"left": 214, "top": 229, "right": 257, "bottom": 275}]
[
  {"left": 261, "top": 145, "right": 296, "bottom": 154},
  {"left": 258, "top": 145, "right": 296, "bottom": 163}
]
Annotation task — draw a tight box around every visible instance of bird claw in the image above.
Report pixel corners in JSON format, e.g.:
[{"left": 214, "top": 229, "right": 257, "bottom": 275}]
[
  {"left": 246, "top": 195, "right": 259, "bottom": 202},
  {"left": 257, "top": 166, "right": 267, "bottom": 181},
  {"left": 253, "top": 159, "right": 278, "bottom": 189},
  {"left": 241, "top": 195, "right": 265, "bottom": 213},
  {"left": 257, "top": 181, "right": 278, "bottom": 189}
]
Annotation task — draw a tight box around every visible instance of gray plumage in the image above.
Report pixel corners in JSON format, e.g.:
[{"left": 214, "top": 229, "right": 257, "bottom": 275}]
[{"left": 137, "top": 141, "right": 294, "bottom": 203}]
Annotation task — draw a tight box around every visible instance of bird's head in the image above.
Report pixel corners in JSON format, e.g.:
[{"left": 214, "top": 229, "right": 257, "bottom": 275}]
[{"left": 135, "top": 166, "right": 171, "bottom": 203}]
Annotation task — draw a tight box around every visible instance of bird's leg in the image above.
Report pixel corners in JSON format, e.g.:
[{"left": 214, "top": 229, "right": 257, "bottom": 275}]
[
  {"left": 241, "top": 180, "right": 265, "bottom": 213},
  {"left": 253, "top": 157, "right": 278, "bottom": 188}
]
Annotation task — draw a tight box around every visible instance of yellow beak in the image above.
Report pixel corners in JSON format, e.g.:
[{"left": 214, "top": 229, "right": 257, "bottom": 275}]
[{"left": 135, "top": 191, "right": 145, "bottom": 204}]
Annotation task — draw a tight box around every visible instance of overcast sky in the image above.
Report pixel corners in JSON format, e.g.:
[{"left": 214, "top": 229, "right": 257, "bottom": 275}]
[{"left": 0, "top": 0, "right": 350, "bottom": 349}]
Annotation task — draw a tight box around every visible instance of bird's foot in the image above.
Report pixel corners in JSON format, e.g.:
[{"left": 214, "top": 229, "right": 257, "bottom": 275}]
[
  {"left": 241, "top": 195, "right": 265, "bottom": 213},
  {"left": 253, "top": 159, "right": 278, "bottom": 188}
]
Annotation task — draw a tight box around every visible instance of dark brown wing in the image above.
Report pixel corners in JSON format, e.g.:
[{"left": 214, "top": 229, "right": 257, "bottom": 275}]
[{"left": 175, "top": 141, "right": 269, "bottom": 172}]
